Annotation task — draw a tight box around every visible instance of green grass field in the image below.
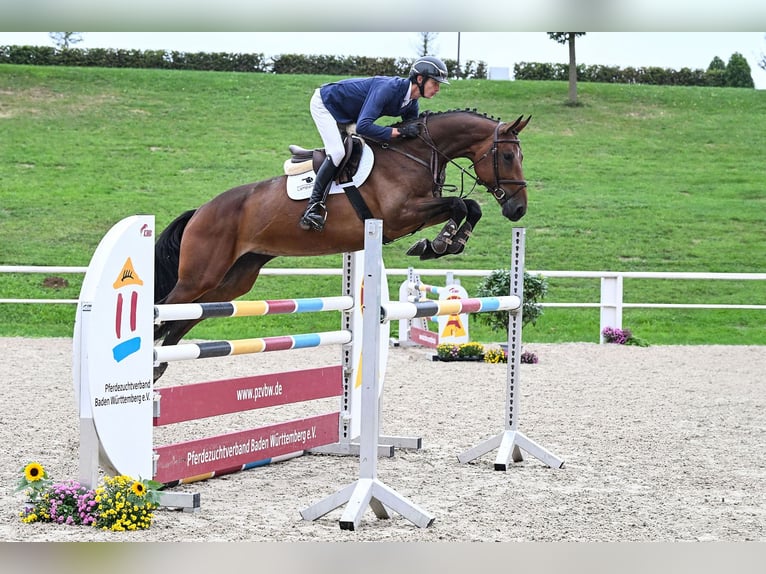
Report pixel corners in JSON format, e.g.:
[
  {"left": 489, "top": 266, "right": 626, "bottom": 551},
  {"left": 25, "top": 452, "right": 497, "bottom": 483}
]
[{"left": 1, "top": 64, "right": 765, "bottom": 344}]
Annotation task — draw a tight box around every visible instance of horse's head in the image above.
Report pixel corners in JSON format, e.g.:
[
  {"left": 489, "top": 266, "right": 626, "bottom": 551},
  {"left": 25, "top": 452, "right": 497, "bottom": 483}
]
[{"left": 472, "top": 115, "right": 530, "bottom": 222}]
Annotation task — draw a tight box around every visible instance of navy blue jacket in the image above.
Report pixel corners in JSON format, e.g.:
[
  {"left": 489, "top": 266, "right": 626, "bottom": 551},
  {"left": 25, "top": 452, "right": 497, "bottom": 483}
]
[{"left": 319, "top": 76, "right": 418, "bottom": 141}]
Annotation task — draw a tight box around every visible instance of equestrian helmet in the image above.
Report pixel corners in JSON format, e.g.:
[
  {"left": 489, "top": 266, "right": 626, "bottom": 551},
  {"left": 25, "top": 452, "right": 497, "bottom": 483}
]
[{"left": 410, "top": 56, "right": 450, "bottom": 84}]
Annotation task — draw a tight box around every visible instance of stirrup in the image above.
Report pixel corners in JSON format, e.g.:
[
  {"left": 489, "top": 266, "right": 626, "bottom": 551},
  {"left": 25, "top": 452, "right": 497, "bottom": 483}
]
[{"left": 299, "top": 202, "right": 328, "bottom": 231}]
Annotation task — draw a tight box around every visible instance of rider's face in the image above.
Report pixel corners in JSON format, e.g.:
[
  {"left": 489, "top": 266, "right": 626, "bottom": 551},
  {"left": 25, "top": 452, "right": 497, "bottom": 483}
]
[{"left": 421, "top": 77, "right": 442, "bottom": 98}]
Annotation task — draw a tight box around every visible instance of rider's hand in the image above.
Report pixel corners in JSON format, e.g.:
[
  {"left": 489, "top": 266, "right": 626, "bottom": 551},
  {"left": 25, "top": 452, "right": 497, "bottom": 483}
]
[{"left": 398, "top": 124, "right": 420, "bottom": 139}]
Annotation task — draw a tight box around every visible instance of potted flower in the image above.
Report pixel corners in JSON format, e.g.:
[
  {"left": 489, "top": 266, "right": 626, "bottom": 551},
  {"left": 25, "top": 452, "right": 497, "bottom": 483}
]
[
  {"left": 474, "top": 270, "right": 547, "bottom": 362},
  {"left": 475, "top": 270, "right": 547, "bottom": 333},
  {"left": 435, "top": 342, "right": 485, "bottom": 361}
]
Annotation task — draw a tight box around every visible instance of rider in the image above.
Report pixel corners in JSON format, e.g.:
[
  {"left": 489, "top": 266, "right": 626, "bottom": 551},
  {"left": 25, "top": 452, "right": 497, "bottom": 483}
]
[{"left": 299, "top": 56, "right": 450, "bottom": 231}]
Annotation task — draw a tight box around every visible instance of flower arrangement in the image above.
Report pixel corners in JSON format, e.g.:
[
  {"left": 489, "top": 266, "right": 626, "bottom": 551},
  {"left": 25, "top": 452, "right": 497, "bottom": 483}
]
[
  {"left": 16, "top": 462, "right": 161, "bottom": 531},
  {"left": 457, "top": 341, "right": 484, "bottom": 358},
  {"left": 483, "top": 347, "right": 507, "bottom": 363},
  {"left": 436, "top": 342, "right": 485, "bottom": 361},
  {"left": 93, "top": 475, "right": 158, "bottom": 531},
  {"left": 436, "top": 343, "right": 539, "bottom": 364},
  {"left": 602, "top": 326, "right": 649, "bottom": 347}
]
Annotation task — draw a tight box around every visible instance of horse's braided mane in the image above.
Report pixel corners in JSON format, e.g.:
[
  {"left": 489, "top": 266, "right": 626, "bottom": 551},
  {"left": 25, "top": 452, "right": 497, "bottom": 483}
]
[
  {"left": 418, "top": 108, "right": 502, "bottom": 122},
  {"left": 392, "top": 108, "right": 502, "bottom": 127}
]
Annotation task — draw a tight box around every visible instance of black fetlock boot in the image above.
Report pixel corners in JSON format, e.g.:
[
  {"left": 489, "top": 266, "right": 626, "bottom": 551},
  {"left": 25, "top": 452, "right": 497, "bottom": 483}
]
[{"left": 299, "top": 157, "right": 338, "bottom": 231}]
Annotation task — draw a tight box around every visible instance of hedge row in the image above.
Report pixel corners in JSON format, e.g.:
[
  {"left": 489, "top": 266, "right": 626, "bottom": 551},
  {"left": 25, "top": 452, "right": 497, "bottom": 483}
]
[
  {"left": 513, "top": 61, "right": 754, "bottom": 88},
  {"left": 0, "top": 45, "right": 270, "bottom": 72},
  {"left": 2, "top": 45, "right": 753, "bottom": 87},
  {"left": 0, "top": 45, "right": 488, "bottom": 79}
]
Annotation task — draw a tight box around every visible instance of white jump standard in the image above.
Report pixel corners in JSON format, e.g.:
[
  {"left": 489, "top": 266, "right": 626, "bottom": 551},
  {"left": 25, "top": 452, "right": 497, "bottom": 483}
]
[
  {"left": 457, "top": 228, "right": 564, "bottom": 471},
  {"left": 300, "top": 220, "right": 563, "bottom": 530}
]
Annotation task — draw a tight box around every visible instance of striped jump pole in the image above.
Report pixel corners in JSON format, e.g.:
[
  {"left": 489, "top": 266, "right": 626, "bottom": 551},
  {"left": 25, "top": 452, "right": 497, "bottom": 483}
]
[
  {"left": 153, "top": 330, "right": 352, "bottom": 363},
  {"left": 382, "top": 295, "right": 520, "bottom": 322},
  {"left": 154, "top": 296, "right": 354, "bottom": 322}
]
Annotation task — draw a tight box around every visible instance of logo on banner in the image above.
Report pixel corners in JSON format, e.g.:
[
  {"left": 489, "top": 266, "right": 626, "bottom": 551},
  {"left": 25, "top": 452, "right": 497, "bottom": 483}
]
[
  {"left": 112, "top": 257, "right": 144, "bottom": 362},
  {"left": 440, "top": 294, "right": 467, "bottom": 339}
]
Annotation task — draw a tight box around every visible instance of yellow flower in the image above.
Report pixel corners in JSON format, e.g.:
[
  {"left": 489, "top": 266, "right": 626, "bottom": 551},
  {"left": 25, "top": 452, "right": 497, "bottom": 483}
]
[
  {"left": 24, "top": 462, "right": 46, "bottom": 482},
  {"left": 131, "top": 481, "right": 146, "bottom": 497}
]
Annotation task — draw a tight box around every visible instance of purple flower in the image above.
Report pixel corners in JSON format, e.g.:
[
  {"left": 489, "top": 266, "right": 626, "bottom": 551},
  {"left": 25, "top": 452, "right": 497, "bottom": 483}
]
[
  {"left": 520, "top": 351, "right": 538, "bottom": 364},
  {"left": 602, "top": 326, "right": 633, "bottom": 344}
]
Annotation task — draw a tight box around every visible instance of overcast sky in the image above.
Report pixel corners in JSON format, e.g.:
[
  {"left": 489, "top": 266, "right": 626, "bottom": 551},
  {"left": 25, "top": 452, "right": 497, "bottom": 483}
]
[{"left": 2, "top": 31, "right": 765, "bottom": 88}]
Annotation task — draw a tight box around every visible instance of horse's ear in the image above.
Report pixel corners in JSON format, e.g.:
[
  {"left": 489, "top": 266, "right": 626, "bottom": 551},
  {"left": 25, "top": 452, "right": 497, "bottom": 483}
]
[{"left": 504, "top": 115, "right": 531, "bottom": 134}]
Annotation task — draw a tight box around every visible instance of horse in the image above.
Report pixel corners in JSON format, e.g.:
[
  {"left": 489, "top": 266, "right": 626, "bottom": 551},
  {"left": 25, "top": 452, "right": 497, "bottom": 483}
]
[{"left": 153, "top": 109, "right": 530, "bottom": 380}]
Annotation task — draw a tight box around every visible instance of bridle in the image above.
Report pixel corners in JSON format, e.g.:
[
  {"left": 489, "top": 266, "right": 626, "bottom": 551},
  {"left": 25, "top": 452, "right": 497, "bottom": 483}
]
[
  {"left": 378, "top": 115, "right": 527, "bottom": 203},
  {"left": 470, "top": 122, "right": 528, "bottom": 203}
]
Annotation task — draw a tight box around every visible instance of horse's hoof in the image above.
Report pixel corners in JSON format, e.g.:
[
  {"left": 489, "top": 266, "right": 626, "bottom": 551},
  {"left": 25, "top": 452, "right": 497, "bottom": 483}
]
[
  {"left": 406, "top": 238, "right": 429, "bottom": 256},
  {"left": 419, "top": 251, "right": 441, "bottom": 260}
]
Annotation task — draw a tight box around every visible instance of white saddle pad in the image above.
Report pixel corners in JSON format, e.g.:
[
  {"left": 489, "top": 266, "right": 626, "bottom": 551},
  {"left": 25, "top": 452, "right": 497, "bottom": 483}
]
[{"left": 285, "top": 145, "right": 375, "bottom": 200}]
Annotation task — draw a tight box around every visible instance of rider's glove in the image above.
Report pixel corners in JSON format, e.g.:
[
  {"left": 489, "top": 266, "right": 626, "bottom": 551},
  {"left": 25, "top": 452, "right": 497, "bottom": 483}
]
[{"left": 398, "top": 124, "right": 420, "bottom": 139}]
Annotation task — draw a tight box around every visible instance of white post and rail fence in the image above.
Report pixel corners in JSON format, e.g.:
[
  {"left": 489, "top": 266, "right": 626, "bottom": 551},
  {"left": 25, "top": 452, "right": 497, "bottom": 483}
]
[{"left": 2, "top": 265, "right": 765, "bottom": 343}]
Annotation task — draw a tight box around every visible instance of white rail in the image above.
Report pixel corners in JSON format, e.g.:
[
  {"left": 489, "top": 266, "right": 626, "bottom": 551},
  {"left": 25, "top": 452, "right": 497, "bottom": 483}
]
[{"left": 2, "top": 266, "right": 765, "bottom": 343}]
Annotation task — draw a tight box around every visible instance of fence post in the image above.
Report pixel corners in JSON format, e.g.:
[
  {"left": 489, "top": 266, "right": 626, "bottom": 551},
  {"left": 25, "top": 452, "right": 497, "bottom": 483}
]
[{"left": 599, "top": 275, "right": 623, "bottom": 343}]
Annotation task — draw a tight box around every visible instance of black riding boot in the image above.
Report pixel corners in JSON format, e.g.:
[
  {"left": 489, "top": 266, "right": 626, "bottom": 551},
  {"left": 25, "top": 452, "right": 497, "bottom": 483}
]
[{"left": 299, "top": 157, "right": 338, "bottom": 231}]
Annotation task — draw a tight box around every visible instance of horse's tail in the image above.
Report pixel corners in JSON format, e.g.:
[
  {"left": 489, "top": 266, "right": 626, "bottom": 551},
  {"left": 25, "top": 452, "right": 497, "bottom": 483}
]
[{"left": 154, "top": 209, "right": 196, "bottom": 304}]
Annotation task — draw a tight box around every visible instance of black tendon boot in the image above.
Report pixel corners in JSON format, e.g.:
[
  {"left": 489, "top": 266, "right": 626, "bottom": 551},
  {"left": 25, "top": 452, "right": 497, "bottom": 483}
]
[{"left": 299, "top": 157, "right": 338, "bottom": 231}]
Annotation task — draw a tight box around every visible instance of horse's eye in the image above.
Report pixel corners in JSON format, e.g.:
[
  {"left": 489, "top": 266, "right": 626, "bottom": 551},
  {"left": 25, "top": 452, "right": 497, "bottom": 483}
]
[{"left": 503, "top": 152, "right": 515, "bottom": 162}]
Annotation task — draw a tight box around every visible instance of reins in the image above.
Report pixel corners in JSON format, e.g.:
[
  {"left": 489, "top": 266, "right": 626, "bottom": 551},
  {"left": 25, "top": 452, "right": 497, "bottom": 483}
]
[{"left": 376, "top": 113, "right": 527, "bottom": 202}]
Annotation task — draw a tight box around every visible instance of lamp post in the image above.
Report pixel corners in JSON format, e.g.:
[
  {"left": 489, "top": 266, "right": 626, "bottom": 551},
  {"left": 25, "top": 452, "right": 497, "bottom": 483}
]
[{"left": 457, "top": 32, "right": 461, "bottom": 76}]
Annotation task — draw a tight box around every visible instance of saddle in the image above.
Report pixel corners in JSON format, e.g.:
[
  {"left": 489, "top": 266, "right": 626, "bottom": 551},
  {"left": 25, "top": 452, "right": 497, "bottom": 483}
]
[{"left": 284, "top": 134, "right": 366, "bottom": 184}]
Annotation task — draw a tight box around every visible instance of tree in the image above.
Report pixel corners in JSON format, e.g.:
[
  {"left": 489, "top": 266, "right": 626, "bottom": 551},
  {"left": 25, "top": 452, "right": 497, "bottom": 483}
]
[
  {"left": 725, "top": 52, "right": 755, "bottom": 88},
  {"left": 415, "top": 32, "right": 439, "bottom": 57},
  {"left": 49, "top": 32, "right": 83, "bottom": 49},
  {"left": 708, "top": 56, "right": 726, "bottom": 71},
  {"left": 759, "top": 34, "right": 766, "bottom": 72},
  {"left": 548, "top": 32, "right": 586, "bottom": 105},
  {"left": 706, "top": 56, "right": 727, "bottom": 87}
]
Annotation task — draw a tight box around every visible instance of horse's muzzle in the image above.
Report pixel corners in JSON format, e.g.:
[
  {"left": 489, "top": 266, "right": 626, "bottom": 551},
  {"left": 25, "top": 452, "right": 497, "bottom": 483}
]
[{"left": 502, "top": 199, "right": 527, "bottom": 221}]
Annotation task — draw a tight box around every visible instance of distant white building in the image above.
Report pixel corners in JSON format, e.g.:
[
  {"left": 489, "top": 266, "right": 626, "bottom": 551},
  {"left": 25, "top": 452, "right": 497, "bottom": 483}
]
[{"left": 488, "top": 67, "right": 510, "bottom": 80}]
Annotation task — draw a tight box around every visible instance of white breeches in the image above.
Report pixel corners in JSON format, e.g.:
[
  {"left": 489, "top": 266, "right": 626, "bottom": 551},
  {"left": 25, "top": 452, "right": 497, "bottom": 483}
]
[{"left": 310, "top": 88, "right": 344, "bottom": 167}]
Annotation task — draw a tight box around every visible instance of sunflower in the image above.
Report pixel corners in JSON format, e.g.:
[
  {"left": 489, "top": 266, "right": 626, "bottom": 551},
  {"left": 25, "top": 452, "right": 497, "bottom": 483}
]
[
  {"left": 131, "top": 481, "right": 146, "bottom": 497},
  {"left": 24, "top": 462, "right": 46, "bottom": 482}
]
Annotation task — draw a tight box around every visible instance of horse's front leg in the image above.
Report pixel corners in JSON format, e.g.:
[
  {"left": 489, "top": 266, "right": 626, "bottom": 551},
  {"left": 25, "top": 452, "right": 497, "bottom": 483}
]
[
  {"left": 447, "top": 199, "right": 482, "bottom": 255},
  {"left": 405, "top": 197, "right": 467, "bottom": 260}
]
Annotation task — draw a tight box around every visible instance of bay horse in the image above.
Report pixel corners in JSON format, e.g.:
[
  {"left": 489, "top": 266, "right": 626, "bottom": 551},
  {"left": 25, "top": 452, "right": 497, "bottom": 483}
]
[{"left": 153, "top": 109, "right": 530, "bottom": 380}]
